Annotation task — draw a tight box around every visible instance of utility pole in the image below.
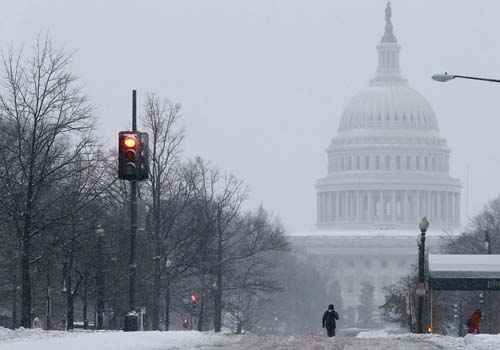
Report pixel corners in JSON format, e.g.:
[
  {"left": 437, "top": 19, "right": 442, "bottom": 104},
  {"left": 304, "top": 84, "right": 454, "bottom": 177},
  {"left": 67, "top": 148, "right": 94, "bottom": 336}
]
[{"left": 129, "top": 90, "right": 138, "bottom": 314}]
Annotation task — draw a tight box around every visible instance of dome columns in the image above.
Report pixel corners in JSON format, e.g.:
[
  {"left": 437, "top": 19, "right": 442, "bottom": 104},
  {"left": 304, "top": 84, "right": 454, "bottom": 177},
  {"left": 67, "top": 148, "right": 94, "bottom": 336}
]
[{"left": 317, "top": 189, "right": 460, "bottom": 229}]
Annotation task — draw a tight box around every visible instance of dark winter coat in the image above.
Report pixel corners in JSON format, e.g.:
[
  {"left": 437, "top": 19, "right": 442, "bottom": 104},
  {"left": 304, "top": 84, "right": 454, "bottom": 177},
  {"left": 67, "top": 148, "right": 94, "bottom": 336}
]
[{"left": 322, "top": 309, "right": 339, "bottom": 329}]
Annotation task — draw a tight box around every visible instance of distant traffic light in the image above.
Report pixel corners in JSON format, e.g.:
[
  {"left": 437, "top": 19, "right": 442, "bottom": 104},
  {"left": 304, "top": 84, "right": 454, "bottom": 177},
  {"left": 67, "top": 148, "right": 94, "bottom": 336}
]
[
  {"left": 118, "top": 131, "right": 149, "bottom": 181},
  {"left": 191, "top": 292, "right": 198, "bottom": 306}
]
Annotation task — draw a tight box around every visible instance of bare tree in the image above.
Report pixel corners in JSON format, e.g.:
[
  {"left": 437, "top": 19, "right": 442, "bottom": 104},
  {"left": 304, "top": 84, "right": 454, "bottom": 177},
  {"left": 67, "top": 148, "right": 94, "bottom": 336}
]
[
  {"left": 142, "top": 93, "right": 184, "bottom": 330},
  {"left": 0, "top": 36, "right": 95, "bottom": 328}
]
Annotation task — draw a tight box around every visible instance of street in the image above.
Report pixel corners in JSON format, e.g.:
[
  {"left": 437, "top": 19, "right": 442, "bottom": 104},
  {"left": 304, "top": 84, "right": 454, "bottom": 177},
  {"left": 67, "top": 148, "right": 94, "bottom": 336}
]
[
  {"left": 198, "top": 334, "right": 463, "bottom": 350},
  {"left": 3, "top": 328, "right": 497, "bottom": 350}
]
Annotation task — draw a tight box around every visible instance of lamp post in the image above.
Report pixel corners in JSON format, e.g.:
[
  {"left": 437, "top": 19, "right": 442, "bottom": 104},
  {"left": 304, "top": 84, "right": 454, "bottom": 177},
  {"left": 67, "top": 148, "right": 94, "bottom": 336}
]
[
  {"left": 96, "top": 225, "right": 105, "bottom": 330},
  {"left": 482, "top": 232, "right": 492, "bottom": 333},
  {"left": 417, "top": 217, "right": 430, "bottom": 334},
  {"left": 165, "top": 258, "right": 172, "bottom": 331},
  {"left": 433, "top": 72, "right": 500, "bottom": 333},
  {"left": 484, "top": 232, "right": 492, "bottom": 255}
]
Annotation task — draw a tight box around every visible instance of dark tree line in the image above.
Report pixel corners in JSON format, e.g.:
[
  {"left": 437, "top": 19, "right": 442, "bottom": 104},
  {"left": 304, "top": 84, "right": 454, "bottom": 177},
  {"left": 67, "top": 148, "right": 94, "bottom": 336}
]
[{"left": 0, "top": 36, "right": 289, "bottom": 333}]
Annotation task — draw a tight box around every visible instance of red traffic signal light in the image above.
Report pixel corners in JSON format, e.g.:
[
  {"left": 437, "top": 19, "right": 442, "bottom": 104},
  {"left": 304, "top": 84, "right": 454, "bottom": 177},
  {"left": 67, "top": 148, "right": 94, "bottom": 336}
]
[
  {"left": 191, "top": 292, "right": 198, "bottom": 305},
  {"left": 123, "top": 136, "right": 136, "bottom": 148},
  {"left": 118, "top": 131, "right": 149, "bottom": 181}
]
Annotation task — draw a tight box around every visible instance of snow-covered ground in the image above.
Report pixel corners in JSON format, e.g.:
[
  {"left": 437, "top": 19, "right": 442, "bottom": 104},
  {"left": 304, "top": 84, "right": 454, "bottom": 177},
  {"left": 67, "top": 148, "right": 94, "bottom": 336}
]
[
  {"left": 0, "top": 327, "right": 239, "bottom": 350},
  {"left": 2, "top": 327, "right": 500, "bottom": 350},
  {"left": 356, "top": 330, "right": 500, "bottom": 350}
]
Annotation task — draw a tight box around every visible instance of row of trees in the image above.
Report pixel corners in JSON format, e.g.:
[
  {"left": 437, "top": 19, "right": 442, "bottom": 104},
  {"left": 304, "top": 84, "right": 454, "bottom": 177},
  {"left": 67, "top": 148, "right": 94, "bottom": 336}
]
[
  {"left": 0, "top": 36, "right": 289, "bottom": 332},
  {"left": 380, "top": 195, "right": 500, "bottom": 334}
]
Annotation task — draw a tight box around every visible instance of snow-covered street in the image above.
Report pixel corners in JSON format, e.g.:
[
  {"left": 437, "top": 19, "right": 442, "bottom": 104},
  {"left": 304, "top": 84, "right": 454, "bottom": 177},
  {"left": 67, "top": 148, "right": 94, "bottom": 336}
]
[
  {"left": 2, "top": 328, "right": 500, "bottom": 350},
  {"left": 198, "top": 334, "right": 461, "bottom": 350}
]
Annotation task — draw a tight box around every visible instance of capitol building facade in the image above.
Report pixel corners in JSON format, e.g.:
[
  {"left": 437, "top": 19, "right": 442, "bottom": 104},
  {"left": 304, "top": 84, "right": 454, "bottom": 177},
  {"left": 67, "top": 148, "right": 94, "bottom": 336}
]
[
  {"left": 316, "top": 7, "right": 460, "bottom": 231},
  {"left": 290, "top": 3, "right": 461, "bottom": 328}
]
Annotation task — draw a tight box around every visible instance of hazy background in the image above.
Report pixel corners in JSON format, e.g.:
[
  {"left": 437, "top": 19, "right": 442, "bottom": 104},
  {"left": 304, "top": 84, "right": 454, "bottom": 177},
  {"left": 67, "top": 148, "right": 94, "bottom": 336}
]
[{"left": 2, "top": 0, "right": 500, "bottom": 232}]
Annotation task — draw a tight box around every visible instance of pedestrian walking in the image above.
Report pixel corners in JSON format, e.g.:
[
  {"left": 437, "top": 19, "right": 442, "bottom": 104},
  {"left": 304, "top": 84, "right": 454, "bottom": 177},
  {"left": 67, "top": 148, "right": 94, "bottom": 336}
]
[
  {"left": 322, "top": 304, "right": 339, "bottom": 337},
  {"left": 467, "top": 309, "right": 481, "bottom": 334}
]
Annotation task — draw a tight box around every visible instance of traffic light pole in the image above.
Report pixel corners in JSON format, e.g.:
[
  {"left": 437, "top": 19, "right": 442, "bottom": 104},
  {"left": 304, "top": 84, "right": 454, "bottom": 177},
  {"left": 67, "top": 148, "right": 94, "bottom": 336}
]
[{"left": 129, "top": 90, "right": 138, "bottom": 313}]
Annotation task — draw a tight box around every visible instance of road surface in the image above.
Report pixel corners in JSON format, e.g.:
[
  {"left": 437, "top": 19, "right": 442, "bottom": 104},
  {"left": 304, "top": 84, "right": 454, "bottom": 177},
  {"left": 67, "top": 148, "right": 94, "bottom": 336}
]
[{"left": 198, "top": 335, "right": 463, "bottom": 350}]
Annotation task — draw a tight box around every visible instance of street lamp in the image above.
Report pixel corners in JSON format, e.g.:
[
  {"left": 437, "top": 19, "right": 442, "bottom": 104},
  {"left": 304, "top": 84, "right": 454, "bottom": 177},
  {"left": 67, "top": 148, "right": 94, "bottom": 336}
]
[
  {"left": 484, "top": 232, "right": 492, "bottom": 255},
  {"left": 432, "top": 73, "right": 500, "bottom": 334},
  {"left": 165, "top": 258, "right": 173, "bottom": 331},
  {"left": 432, "top": 72, "right": 500, "bottom": 84},
  {"left": 417, "top": 217, "right": 430, "bottom": 334},
  {"left": 482, "top": 231, "right": 492, "bottom": 334},
  {"left": 165, "top": 258, "right": 173, "bottom": 268}
]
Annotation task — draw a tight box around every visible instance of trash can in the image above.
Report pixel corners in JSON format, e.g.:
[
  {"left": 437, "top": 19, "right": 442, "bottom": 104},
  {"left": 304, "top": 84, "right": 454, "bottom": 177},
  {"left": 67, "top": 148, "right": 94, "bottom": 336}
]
[{"left": 124, "top": 312, "right": 139, "bottom": 331}]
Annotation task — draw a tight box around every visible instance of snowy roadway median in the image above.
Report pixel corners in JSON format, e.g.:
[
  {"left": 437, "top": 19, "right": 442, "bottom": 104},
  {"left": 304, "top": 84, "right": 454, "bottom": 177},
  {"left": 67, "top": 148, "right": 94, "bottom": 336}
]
[{"left": 0, "top": 328, "right": 238, "bottom": 350}]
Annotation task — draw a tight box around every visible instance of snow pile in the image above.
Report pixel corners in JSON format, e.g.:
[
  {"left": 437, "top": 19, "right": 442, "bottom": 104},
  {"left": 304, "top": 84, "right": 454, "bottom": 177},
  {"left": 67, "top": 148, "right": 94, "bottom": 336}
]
[
  {"left": 0, "top": 327, "right": 14, "bottom": 339},
  {"left": 355, "top": 332, "right": 466, "bottom": 349},
  {"left": 464, "top": 334, "right": 500, "bottom": 350},
  {"left": 421, "top": 334, "right": 466, "bottom": 350},
  {"left": 0, "top": 329, "right": 237, "bottom": 350},
  {"left": 0, "top": 327, "right": 74, "bottom": 342},
  {"left": 356, "top": 329, "right": 390, "bottom": 338}
]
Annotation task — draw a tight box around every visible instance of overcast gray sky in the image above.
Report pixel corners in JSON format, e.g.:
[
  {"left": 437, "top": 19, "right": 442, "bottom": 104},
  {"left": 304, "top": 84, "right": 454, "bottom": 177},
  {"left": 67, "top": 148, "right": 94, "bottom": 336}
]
[{"left": 3, "top": 0, "right": 500, "bottom": 232}]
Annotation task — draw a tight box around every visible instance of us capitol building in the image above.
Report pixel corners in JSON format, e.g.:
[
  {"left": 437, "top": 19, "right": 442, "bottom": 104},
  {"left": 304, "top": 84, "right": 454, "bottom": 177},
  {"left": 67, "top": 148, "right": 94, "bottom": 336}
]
[{"left": 290, "top": 3, "right": 461, "bottom": 327}]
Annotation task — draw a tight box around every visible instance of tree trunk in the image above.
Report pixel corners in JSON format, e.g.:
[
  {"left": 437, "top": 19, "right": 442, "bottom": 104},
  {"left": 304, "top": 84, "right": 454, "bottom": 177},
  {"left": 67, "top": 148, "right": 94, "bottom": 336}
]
[
  {"left": 83, "top": 269, "right": 89, "bottom": 330},
  {"left": 46, "top": 269, "right": 51, "bottom": 330},
  {"left": 152, "top": 194, "right": 161, "bottom": 330},
  {"left": 96, "top": 233, "right": 105, "bottom": 330},
  {"left": 164, "top": 279, "right": 170, "bottom": 331},
  {"left": 214, "top": 236, "right": 223, "bottom": 332},
  {"left": 11, "top": 269, "right": 17, "bottom": 329},
  {"left": 213, "top": 282, "right": 222, "bottom": 332},
  {"left": 64, "top": 260, "right": 74, "bottom": 330},
  {"left": 21, "top": 234, "right": 32, "bottom": 328},
  {"left": 152, "top": 253, "right": 161, "bottom": 330},
  {"left": 197, "top": 294, "right": 204, "bottom": 331}
]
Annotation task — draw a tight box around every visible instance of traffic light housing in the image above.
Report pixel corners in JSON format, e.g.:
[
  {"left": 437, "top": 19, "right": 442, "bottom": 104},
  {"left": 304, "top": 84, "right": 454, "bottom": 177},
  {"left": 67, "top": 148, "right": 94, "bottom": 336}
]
[
  {"left": 191, "top": 292, "right": 198, "bottom": 306},
  {"left": 118, "top": 131, "right": 149, "bottom": 181}
]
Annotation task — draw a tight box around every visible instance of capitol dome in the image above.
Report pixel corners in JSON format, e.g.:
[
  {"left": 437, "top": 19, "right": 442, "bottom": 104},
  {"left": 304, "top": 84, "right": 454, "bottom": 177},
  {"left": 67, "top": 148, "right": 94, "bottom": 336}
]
[
  {"left": 316, "top": 2, "right": 461, "bottom": 230},
  {"left": 339, "top": 84, "right": 439, "bottom": 132}
]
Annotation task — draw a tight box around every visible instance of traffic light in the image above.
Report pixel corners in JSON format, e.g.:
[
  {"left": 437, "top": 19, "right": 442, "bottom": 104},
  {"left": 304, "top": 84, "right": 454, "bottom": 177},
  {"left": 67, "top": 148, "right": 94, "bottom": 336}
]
[
  {"left": 191, "top": 292, "right": 198, "bottom": 306},
  {"left": 118, "top": 131, "right": 149, "bottom": 180}
]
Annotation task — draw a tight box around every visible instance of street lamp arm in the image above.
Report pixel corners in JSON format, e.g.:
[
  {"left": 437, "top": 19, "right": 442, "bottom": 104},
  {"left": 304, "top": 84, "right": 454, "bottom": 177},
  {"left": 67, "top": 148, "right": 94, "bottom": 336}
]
[
  {"left": 432, "top": 72, "right": 500, "bottom": 84},
  {"left": 453, "top": 75, "right": 500, "bottom": 84}
]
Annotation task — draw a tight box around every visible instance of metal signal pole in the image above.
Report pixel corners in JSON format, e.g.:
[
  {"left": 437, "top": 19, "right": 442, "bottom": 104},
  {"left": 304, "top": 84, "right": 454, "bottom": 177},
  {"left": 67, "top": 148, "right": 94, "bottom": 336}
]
[{"left": 129, "top": 90, "right": 138, "bottom": 313}]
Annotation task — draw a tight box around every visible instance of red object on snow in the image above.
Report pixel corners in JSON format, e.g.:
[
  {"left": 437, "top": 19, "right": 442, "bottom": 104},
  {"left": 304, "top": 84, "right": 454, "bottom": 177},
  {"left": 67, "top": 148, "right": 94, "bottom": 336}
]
[{"left": 467, "top": 309, "right": 481, "bottom": 334}]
